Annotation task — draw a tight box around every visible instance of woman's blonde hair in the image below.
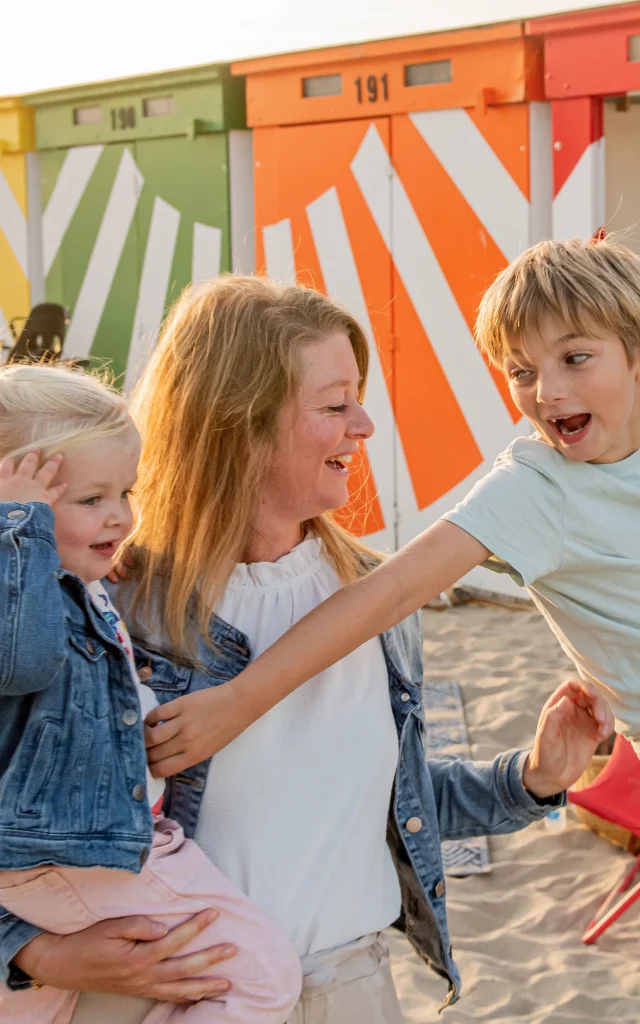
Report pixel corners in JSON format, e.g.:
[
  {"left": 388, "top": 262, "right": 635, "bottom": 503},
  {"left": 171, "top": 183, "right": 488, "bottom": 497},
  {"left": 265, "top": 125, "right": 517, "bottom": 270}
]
[
  {"left": 475, "top": 236, "right": 640, "bottom": 366},
  {"left": 0, "top": 363, "right": 132, "bottom": 462},
  {"left": 128, "top": 275, "right": 378, "bottom": 653}
]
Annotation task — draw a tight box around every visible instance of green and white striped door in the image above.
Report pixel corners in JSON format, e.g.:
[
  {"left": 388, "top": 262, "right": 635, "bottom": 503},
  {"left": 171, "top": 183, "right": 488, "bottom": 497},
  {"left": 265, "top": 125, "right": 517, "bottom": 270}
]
[{"left": 30, "top": 65, "right": 251, "bottom": 385}]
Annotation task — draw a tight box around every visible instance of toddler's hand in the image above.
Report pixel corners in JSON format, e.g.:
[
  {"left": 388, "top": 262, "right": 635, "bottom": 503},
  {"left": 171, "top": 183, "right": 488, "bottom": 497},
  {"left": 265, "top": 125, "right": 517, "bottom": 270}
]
[{"left": 0, "top": 451, "right": 67, "bottom": 507}]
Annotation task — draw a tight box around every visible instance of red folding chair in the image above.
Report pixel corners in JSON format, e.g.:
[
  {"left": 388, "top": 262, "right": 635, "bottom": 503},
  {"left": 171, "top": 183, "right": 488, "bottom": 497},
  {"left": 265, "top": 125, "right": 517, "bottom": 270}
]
[{"left": 569, "top": 735, "right": 640, "bottom": 944}]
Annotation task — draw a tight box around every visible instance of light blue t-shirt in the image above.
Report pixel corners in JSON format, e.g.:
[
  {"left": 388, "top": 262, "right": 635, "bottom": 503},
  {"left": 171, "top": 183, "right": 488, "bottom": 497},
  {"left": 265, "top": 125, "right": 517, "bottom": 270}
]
[{"left": 442, "top": 435, "right": 640, "bottom": 738}]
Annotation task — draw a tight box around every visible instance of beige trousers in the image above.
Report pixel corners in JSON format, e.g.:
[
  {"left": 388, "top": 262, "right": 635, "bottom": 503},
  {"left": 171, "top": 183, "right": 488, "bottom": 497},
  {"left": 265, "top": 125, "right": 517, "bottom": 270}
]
[
  {"left": 287, "top": 936, "right": 404, "bottom": 1024},
  {"left": 71, "top": 935, "right": 403, "bottom": 1024},
  {"left": 72, "top": 994, "right": 154, "bottom": 1023}
]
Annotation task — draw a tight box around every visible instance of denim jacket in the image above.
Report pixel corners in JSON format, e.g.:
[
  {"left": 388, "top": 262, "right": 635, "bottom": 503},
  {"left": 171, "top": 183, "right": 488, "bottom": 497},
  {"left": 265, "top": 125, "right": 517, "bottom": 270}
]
[
  {"left": 0, "top": 499, "right": 155, "bottom": 917},
  {"left": 0, "top": 520, "right": 560, "bottom": 1007}
]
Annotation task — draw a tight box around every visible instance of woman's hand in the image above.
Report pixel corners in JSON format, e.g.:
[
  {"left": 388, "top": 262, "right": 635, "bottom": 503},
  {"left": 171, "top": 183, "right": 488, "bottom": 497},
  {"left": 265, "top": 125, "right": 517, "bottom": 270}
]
[
  {"left": 0, "top": 452, "right": 66, "bottom": 507},
  {"left": 13, "top": 911, "right": 235, "bottom": 1004},
  {"left": 523, "top": 679, "right": 615, "bottom": 799},
  {"left": 145, "top": 685, "right": 255, "bottom": 778}
]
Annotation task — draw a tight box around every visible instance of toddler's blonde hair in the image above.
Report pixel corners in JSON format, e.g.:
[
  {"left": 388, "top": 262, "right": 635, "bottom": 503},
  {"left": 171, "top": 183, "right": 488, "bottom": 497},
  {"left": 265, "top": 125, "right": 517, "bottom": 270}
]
[{"left": 0, "top": 363, "right": 132, "bottom": 462}]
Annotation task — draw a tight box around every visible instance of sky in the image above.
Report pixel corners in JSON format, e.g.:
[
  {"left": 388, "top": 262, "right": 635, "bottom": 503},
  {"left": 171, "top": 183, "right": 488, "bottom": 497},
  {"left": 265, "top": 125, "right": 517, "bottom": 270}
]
[{"left": 3, "top": 0, "right": 633, "bottom": 95}]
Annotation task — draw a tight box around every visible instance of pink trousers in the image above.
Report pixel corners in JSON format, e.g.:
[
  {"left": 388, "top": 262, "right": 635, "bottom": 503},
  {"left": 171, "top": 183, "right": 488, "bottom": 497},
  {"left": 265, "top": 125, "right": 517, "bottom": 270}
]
[{"left": 0, "top": 818, "right": 302, "bottom": 1023}]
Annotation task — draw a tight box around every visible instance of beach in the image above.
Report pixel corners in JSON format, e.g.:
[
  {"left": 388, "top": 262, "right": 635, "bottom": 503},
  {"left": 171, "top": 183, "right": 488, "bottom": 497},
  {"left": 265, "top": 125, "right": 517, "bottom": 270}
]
[{"left": 388, "top": 604, "right": 640, "bottom": 1023}]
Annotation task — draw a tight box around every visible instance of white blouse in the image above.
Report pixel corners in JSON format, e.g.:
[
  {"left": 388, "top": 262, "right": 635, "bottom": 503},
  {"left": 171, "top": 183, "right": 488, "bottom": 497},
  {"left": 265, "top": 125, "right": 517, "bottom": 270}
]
[{"left": 195, "top": 536, "right": 401, "bottom": 957}]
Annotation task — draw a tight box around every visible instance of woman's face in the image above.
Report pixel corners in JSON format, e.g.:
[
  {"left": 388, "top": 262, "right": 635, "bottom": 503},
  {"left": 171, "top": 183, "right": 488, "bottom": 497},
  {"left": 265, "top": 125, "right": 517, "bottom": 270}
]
[{"left": 262, "top": 331, "right": 374, "bottom": 527}]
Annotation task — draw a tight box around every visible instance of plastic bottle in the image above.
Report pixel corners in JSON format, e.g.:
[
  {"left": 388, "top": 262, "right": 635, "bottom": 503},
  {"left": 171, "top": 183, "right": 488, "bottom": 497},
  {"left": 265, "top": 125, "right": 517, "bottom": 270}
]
[{"left": 544, "top": 806, "right": 568, "bottom": 833}]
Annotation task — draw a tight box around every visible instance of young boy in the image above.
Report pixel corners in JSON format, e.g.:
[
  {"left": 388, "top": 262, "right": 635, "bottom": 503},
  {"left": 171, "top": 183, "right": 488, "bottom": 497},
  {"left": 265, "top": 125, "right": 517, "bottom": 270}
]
[
  {"left": 442, "top": 234, "right": 640, "bottom": 744},
  {"left": 146, "top": 236, "right": 637, "bottom": 768}
]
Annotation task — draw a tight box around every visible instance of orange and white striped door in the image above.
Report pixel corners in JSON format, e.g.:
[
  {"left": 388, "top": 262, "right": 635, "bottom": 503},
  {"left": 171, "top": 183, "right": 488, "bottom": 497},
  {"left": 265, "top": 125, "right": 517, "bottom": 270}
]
[
  {"left": 255, "top": 100, "right": 550, "bottom": 590},
  {"left": 255, "top": 117, "right": 397, "bottom": 550}
]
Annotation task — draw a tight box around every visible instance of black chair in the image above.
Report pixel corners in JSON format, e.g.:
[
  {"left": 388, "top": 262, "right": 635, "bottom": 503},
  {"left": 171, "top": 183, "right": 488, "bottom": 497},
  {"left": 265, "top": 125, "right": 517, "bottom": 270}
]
[{"left": 3, "top": 303, "right": 70, "bottom": 365}]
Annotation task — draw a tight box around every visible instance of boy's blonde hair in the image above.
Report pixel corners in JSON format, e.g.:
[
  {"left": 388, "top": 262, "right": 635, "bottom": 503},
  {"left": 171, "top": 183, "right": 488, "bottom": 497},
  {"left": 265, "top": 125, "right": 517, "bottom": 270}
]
[
  {"left": 0, "top": 363, "right": 132, "bottom": 462},
  {"left": 128, "top": 275, "right": 379, "bottom": 653},
  {"left": 475, "top": 236, "right": 640, "bottom": 367}
]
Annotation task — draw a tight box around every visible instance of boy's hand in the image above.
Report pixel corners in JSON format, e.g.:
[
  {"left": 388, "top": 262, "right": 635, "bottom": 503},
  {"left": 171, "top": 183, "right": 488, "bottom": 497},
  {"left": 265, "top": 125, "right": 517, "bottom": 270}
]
[
  {"left": 523, "top": 679, "right": 615, "bottom": 799},
  {"left": 0, "top": 452, "right": 66, "bottom": 507},
  {"left": 145, "top": 683, "right": 254, "bottom": 777},
  {"left": 106, "top": 554, "right": 134, "bottom": 585}
]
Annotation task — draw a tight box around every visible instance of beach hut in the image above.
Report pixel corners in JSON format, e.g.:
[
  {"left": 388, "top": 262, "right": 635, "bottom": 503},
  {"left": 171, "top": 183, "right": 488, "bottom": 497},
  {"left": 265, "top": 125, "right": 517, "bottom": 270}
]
[
  {"left": 0, "top": 97, "right": 42, "bottom": 355},
  {"left": 25, "top": 64, "right": 252, "bottom": 385},
  {"left": 532, "top": 2, "right": 640, "bottom": 246},
  {"left": 233, "top": 24, "right": 550, "bottom": 591}
]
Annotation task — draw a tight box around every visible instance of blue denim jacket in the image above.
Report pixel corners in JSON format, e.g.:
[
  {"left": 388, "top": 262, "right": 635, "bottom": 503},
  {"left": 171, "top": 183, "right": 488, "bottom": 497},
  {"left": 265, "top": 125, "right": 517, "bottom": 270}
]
[
  {"left": 0, "top": 520, "right": 560, "bottom": 1007},
  {"left": 0, "top": 501, "right": 156, "bottom": 869}
]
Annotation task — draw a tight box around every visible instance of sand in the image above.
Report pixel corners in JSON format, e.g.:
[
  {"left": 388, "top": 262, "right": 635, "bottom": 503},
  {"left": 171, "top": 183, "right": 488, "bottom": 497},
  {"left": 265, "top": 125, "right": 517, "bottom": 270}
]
[{"left": 387, "top": 604, "right": 640, "bottom": 1023}]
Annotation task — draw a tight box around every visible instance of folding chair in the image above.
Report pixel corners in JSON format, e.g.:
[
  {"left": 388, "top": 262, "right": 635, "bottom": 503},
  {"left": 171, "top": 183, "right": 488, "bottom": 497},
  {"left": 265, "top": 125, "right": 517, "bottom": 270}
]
[
  {"left": 569, "top": 734, "right": 640, "bottom": 944},
  {"left": 4, "top": 303, "right": 69, "bottom": 364}
]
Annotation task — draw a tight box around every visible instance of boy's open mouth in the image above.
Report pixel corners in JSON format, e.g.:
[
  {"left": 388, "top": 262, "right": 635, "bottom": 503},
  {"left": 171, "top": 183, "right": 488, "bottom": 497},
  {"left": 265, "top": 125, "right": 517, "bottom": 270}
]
[{"left": 548, "top": 413, "right": 591, "bottom": 443}]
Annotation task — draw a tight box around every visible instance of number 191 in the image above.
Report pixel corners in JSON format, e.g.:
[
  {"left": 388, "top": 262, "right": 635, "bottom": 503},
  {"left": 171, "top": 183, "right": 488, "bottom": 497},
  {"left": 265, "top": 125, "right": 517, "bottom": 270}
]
[{"left": 354, "top": 74, "right": 389, "bottom": 104}]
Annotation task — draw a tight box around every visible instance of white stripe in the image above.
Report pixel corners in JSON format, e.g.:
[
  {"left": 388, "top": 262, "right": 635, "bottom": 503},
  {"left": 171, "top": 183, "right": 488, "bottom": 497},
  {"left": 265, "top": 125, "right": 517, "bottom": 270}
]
[
  {"left": 395, "top": 417, "right": 530, "bottom": 599},
  {"left": 42, "top": 145, "right": 104, "bottom": 277},
  {"left": 595, "top": 136, "right": 606, "bottom": 228},
  {"left": 528, "top": 102, "right": 553, "bottom": 245},
  {"left": 64, "top": 149, "right": 142, "bottom": 360},
  {"left": 192, "top": 222, "right": 222, "bottom": 284},
  {"left": 25, "top": 152, "right": 44, "bottom": 304},
  {"left": 0, "top": 305, "right": 12, "bottom": 359},
  {"left": 125, "top": 197, "right": 180, "bottom": 394},
  {"left": 0, "top": 170, "right": 27, "bottom": 275},
  {"left": 263, "top": 219, "right": 296, "bottom": 284},
  {"left": 229, "top": 130, "right": 255, "bottom": 274},
  {"left": 411, "top": 109, "right": 529, "bottom": 263},
  {"left": 307, "top": 186, "right": 419, "bottom": 548},
  {"left": 552, "top": 139, "right": 605, "bottom": 240},
  {"left": 361, "top": 527, "right": 394, "bottom": 555},
  {"left": 351, "top": 125, "right": 515, "bottom": 463}
]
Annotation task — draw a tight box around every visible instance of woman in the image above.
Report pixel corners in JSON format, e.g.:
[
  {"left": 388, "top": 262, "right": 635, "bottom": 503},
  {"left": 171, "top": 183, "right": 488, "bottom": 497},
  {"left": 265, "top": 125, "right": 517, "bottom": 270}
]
[{"left": 0, "top": 277, "right": 611, "bottom": 1022}]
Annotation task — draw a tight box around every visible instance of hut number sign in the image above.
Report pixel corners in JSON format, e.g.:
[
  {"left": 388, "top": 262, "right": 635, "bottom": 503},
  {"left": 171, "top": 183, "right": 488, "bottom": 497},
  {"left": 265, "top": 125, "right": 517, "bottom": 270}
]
[
  {"left": 354, "top": 74, "right": 389, "bottom": 103},
  {"left": 110, "top": 106, "right": 136, "bottom": 130}
]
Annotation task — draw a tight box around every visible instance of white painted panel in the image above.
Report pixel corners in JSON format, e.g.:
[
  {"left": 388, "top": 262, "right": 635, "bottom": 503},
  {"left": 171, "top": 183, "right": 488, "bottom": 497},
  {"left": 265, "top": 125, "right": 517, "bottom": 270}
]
[
  {"left": 42, "top": 145, "right": 103, "bottom": 276},
  {"left": 64, "top": 148, "right": 142, "bottom": 360},
  {"left": 0, "top": 169, "right": 27, "bottom": 275},
  {"left": 395, "top": 421, "right": 531, "bottom": 597},
  {"left": 0, "top": 305, "right": 12, "bottom": 357},
  {"left": 192, "top": 222, "right": 222, "bottom": 283},
  {"left": 604, "top": 102, "right": 640, "bottom": 253},
  {"left": 125, "top": 197, "right": 180, "bottom": 393},
  {"left": 25, "top": 152, "right": 44, "bottom": 305},
  {"left": 307, "top": 185, "right": 420, "bottom": 549},
  {"left": 229, "top": 130, "right": 255, "bottom": 274},
  {"left": 553, "top": 139, "right": 605, "bottom": 240},
  {"left": 263, "top": 219, "right": 296, "bottom": 284},
  {"left": 352, "top": 125, "right": 515, "bottom": 465},
  {"left": 529, "top": 102, "right": 553, "bottom": 245},
  {"left": 411, "top": 108, "right": 529, "bottom": 262}
]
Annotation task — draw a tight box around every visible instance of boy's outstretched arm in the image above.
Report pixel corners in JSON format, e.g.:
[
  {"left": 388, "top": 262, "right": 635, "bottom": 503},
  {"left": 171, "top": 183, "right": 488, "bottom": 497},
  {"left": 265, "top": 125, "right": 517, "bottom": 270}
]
[{"left": 146, "top": 520, "right": 488, "bottom": 776}]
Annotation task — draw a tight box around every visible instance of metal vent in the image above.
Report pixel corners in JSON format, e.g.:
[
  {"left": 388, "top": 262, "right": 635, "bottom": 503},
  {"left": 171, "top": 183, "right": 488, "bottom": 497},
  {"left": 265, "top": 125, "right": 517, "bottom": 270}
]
[
  {"left": 302, "top": 74, "right": 342, "bottom": 98},
  {"left": 73, "top": 105, "right": 102, "bottom": 126},
  {"left": 404, "top": 60, "right": 452, "bottom": 87},
  {"left": 143, "top": 96, "right": 176, "bottom": 117}
]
